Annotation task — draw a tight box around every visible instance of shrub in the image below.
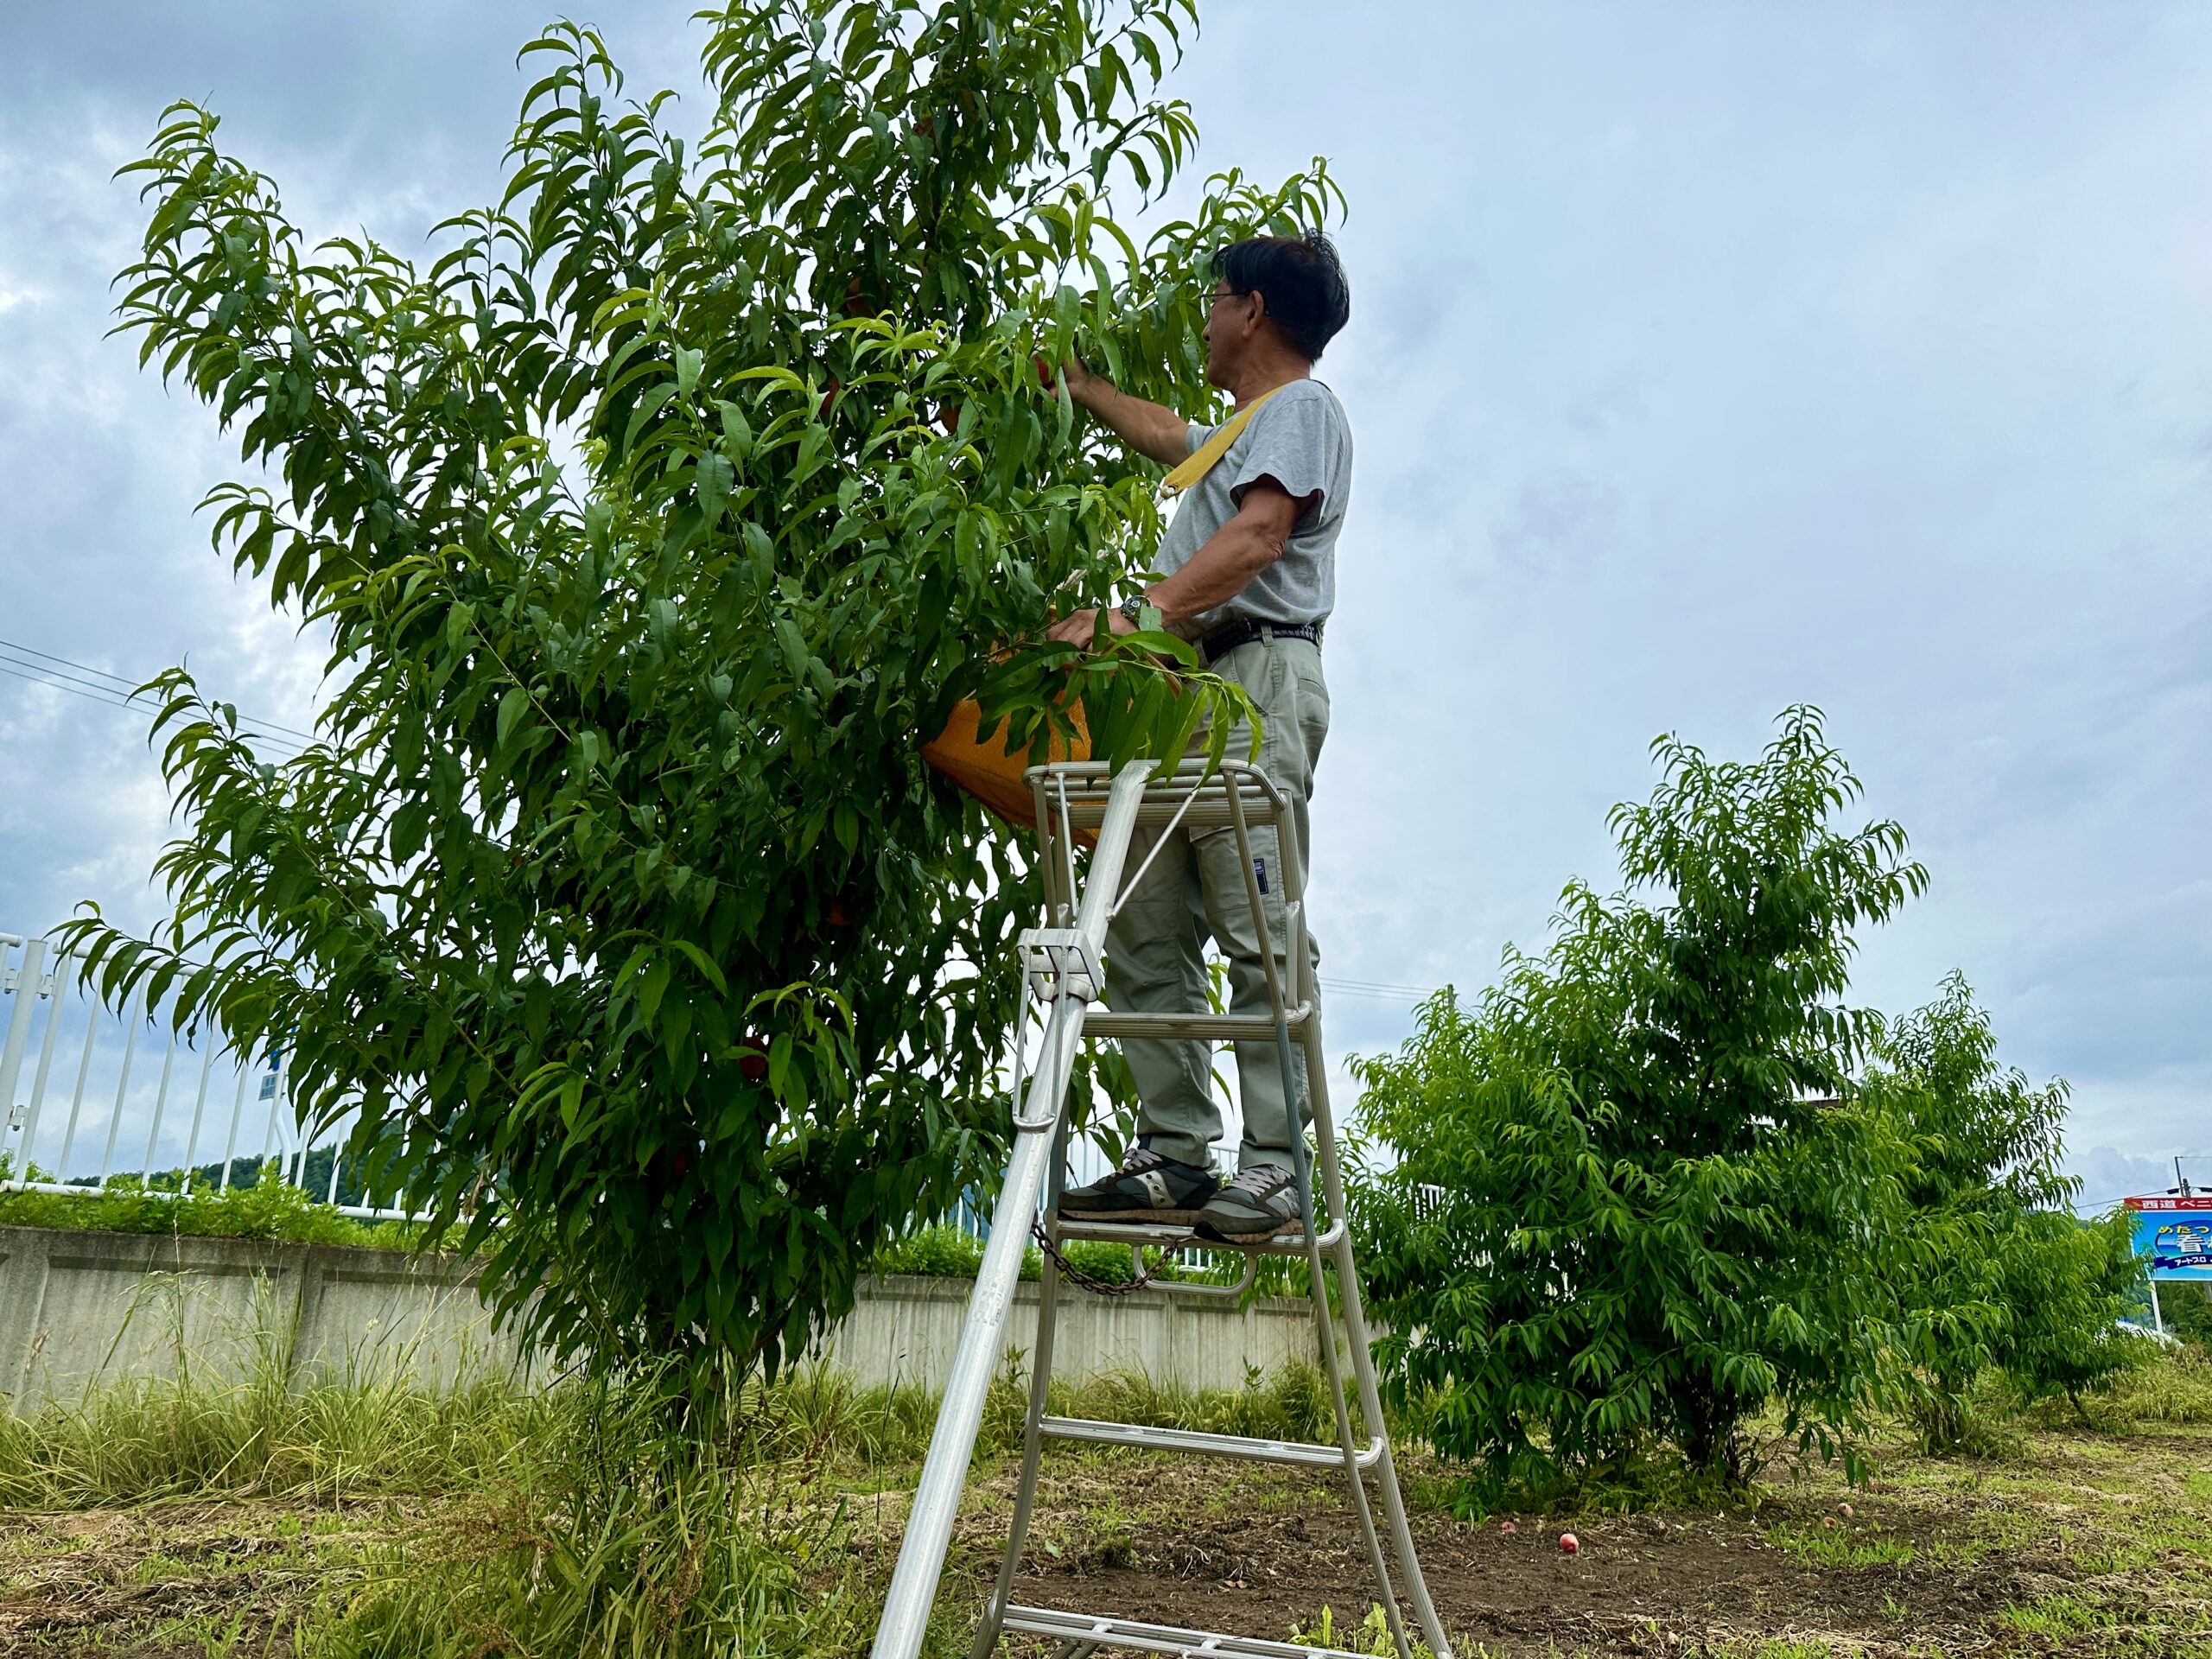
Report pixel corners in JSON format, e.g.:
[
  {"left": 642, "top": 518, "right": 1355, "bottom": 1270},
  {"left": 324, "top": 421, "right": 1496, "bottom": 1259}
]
[
  {"left": 69, "top": 0, "right": 1332, "bottom": 1381},
  {"left": 0, "top": 1160, "right": 416, "bottom": 1249},
  {"left": 2154, "top": 1282, "right": 2212, "bottom": 1351},
  {"left": 1861, "top": 976, "right": 2148, "bottom": 1448},
  {"left": 1354, "top": 708, "right": 1923, "bottom": 1493}
]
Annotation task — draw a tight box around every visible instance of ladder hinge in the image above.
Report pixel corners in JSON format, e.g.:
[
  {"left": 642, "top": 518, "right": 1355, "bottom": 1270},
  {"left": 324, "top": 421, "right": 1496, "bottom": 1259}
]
[{"left": 1017, "top": 928, "right": 1103, "bottom": 1004}]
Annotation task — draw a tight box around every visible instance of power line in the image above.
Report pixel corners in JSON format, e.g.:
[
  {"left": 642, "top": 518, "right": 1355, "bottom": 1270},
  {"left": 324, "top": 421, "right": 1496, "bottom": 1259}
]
[
  {"left": 0, "top": 659, "right": 139, "bottom": 712},
  {"left": 0, "top": 635, "right": 318, "bottom": 747},
  {"left": 0, "top": 658, "right": 307, "bottom": 757},
  {"left": 0, "top": 648, "right": 154, "bottom": 709},
  {"left": 1319, "top": 976, "right": 1444, "bottom": 1002},
  {"left": 0, "top": 637, "right": 142, "bottom": 690}
]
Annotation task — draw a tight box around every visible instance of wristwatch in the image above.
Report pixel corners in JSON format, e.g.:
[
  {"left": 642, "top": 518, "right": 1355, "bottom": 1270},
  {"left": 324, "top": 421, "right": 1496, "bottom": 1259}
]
[{"left": 1118, "top": 594, "right": 1147, "bottom": 626}]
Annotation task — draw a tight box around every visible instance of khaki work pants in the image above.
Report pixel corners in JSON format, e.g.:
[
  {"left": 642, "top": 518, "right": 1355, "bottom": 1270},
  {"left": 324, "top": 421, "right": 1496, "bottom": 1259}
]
[{"left": 1103, "top": 631, "right": 1328, "bottom": 1173}]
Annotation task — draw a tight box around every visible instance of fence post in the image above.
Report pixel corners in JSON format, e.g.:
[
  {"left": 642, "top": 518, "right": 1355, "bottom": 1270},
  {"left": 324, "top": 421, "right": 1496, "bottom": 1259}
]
[{"left": 0, "top": 939, "right": 44, "bottom": 1166}]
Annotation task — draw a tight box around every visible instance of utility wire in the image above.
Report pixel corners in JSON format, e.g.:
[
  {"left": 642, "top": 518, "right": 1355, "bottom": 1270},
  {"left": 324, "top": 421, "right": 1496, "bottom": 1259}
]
[
  {"left": 1320, "top": 976, "right": 1443, "bottom": 1001},
  {"left": 0, "top": 658, "right": 308, "bottom": 757},
  {"left": 0, "top": 659, "right": 137, "bottom": 710},
  {"left": 0, "top": 637, "right": 143, "bottom": 689},
  {"left": 0, "top": 636, "right": 318, "bottom": 748}
]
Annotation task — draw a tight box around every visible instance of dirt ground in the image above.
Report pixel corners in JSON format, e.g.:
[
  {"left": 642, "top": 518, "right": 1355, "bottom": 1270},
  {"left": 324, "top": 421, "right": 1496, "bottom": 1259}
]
[
  {"left": 940, "top": 1422, "right": 2212, "bottom": 1657},
  {"left": 3, "top": 1422, "right": 2208, "bottom": 1656},
  {"left": 0, "top": 1496, "right": 412, "bottom": 1656}
]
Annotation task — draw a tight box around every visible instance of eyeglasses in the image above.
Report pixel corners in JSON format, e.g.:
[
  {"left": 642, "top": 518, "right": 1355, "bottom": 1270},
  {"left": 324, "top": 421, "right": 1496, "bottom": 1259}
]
[{"left": 1206, "top": 286, "right": 1243, "bottom": 308}]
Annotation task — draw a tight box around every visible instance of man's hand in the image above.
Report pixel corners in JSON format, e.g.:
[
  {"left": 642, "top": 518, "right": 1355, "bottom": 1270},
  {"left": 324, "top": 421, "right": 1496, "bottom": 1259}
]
[
  {"left": 1035, "top": 354, "right": 1187, "bottom": 468},
  {"left": 1035, "top": 353, "right": 1097, "bottom": 397},
  {"left": 1046, "top": 606, "right": 1141, "bottom": 648}
]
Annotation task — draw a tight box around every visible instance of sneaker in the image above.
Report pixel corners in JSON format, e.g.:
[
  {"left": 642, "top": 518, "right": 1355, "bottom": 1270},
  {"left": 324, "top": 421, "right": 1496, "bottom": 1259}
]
[
  {"left": 1194, "top": 1163, "right": 1305, "bottom": 1243},
  {"left": 1060, "top": 1144, "right": 1219, "bottom": 1225}
]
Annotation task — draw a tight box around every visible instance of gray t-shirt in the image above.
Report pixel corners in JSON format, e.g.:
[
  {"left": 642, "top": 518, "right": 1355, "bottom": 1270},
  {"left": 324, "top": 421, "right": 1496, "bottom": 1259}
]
[{"left": 1154, "top": 378, "right": 1352, "bottom": 634}]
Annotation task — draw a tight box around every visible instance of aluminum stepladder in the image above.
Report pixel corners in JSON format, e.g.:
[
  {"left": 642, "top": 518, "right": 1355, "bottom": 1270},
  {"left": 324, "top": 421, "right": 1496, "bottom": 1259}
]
[{"left": 871, "top": 759, "right": 1453, "bottom": 1659}]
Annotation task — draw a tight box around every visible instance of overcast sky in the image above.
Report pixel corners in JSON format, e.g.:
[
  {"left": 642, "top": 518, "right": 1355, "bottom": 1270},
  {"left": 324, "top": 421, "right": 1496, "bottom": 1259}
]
[{"left": 2, "top": 2, "right": 2206, "bottom": 1210}]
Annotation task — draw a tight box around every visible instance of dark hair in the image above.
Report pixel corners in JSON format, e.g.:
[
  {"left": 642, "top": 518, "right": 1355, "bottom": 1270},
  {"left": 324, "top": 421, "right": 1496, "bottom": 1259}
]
[{"left": 1211, "top": 232, "right": 1351, "bottom": 362}]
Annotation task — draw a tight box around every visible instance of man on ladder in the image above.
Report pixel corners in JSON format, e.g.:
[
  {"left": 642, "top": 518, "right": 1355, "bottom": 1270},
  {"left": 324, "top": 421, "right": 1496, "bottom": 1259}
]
[
  {"left": 877, "top": 234, "right": 1451, "bottom": 1659},
  {"left": 1044, "top": 232, "right": 1353, "bottom": 1243}
]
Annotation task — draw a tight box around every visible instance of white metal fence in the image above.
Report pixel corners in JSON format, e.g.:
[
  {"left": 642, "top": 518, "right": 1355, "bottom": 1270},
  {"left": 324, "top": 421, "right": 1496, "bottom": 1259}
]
[
  {"left": 3, "top": 926, "right": 1380, "bottom": 1246},
  {"left": 0, "top": 930, "right": 406, "bottom": 1219}
]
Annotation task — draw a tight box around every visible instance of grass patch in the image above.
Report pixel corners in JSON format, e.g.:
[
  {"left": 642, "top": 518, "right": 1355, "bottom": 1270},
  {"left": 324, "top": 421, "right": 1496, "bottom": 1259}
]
[
  {"left": 2088, "top": 1344, "right": 2212, "bottom": 1427},
  {"left": 1765, "top": 1520, "right": 1916, "bottom": 1567},
  {"left": 1996, "top": 1592, "right": 2113, "bottom": 1637},
  {"left": 1289, "top": 1601, "right": 1442, "bottom": 1656}
]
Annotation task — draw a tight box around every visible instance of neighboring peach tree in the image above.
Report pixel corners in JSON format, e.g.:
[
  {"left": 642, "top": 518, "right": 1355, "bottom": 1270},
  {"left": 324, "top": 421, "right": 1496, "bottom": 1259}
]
[
  {"left": 1866, "top": 975, "right": 2145, "bottom": 1449},
  {"left": 68, "top": 0, "right": 1334, "bottom": 1375},
  {"left": 1353, "top": 709, "right": 1925, "bottom": 1494}
]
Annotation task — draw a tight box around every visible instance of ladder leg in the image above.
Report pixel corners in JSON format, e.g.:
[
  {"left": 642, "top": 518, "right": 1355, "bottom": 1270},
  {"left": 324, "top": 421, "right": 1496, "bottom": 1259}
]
[
  {"left": 872, "top": 766, "right": 1154, "bottom": 1659},
  {"left": 1282, "top": 1027, "right": 1416, "bottom": 1659},
  {"left": 969, "top": 1112, "right": 1073, "bottom": 1659},
  {"left": 1226, "top": 779, "right": 1419, "bottom": 1659},
  {"left": 1305, "top": 1027, "right": 1455, "bottom": 1659}
]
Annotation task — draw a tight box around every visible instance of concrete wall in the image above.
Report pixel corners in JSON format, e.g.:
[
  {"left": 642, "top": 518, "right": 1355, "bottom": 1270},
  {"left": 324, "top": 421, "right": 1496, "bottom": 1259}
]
[{"left": 0, "top": 1226, "right": 1317, "bottom": 1411}]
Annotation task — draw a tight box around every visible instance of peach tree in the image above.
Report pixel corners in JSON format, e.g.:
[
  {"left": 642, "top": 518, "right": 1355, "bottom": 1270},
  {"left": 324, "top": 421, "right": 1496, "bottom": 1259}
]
[
  {"left": 1353, "top": 709, "right": 1926, "bottom": 1494},
  {"left": 67, "top": 0, "right": 1337, "bottom": 1373}
]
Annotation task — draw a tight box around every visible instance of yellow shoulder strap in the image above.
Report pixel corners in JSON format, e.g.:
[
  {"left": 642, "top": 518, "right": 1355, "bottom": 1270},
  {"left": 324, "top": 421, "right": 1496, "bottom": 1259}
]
[{"left": 1160, "top": 381, "right": 1294, "bottom": 498}]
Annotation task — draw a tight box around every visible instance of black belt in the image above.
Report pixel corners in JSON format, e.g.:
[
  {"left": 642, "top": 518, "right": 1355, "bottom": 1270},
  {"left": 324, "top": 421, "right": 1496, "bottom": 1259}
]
[{"left": 1199, "top": 619, "right": 1323, "bottom": 664}]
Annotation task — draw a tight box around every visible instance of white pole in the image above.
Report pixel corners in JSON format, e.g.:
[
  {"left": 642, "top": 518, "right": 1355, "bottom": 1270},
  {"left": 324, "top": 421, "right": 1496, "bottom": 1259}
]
[
  {"left": 141, "top": 1031, "right": 179, "bottom": 1179},
  {"left": 56, "top": 993, "right": 100, "bottom": 1175},
  {"left": 325, "top": 1104, "right": 347, "bottom": 1205},
  {"left": 0, "top": 939, "right": 43, "bottom": 1169},
  {"left": 98, "top": 987, "right": 146, "bottom": 1185},
  {"left": 218, "top": 1052, "right": 252, "bottom": 1192},
  {"left": 257, "top": 1050, "right": 287, "bottom": 1173},
  {"left": 181, "top": 1039, "right": 217, "bottom": 1194},
  {"left": 16, "top": 947, "right": 67, "bottom": 1179}
]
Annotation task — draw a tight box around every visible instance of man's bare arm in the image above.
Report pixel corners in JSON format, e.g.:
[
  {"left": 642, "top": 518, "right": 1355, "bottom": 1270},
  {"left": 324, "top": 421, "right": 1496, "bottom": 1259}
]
[
  {"left": 1145, "top": 477, "right": 1312, "bottom": 631},
  {"left": 1050, "top": 357, "right": 1189, "bottom": 468},
  {"left": 1044, "top": 477, "right": 1316, "bottom": 645}
]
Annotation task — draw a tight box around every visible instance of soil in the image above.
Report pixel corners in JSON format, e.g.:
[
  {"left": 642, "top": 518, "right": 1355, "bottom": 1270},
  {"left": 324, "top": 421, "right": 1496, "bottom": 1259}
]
[
  {"left": 938, "top": 1425, "right": 2212, "bottom": 1657},
  {"left": 5, "top": 1421, "right": 2208, "bottom": 1656}
]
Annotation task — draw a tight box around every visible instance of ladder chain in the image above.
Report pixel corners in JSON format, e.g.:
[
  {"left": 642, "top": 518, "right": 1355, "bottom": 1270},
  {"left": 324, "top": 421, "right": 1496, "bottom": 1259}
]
[{"left": 1029, "top": 1216, "right": 1190, "bottom": 1299}]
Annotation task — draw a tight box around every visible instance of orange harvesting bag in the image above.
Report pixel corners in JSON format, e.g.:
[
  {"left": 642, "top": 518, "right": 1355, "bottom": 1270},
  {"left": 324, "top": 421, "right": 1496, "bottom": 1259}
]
[{"left": 922, "top": 696, "right": 1091, "bottom": 836}]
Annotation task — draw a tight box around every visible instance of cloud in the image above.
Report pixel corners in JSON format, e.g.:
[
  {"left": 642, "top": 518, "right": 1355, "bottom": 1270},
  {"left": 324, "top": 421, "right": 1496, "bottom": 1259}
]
[{"left": 2069, "top": 1144, "right": 2204, "bottom": 1217}]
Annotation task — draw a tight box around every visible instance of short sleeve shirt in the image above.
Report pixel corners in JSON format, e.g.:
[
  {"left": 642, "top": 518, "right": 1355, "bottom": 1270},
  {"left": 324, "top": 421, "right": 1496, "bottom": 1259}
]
[{"left": 1154, "top": 378, "right": 1353, "bottom": 633}]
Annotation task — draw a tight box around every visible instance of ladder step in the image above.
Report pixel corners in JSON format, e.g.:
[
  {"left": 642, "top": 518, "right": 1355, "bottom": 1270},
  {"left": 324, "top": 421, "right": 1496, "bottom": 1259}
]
[
  {"left": 1039, "top": 1416, "right": 1385, "bottom": 1471},
  {"left": 1083, "top": 1005, "right": 1313, "bottom": 1041},
  {"left": 1052, "top": 1217, "right": 1345, "bottom": 1255},
  {"left": 1003, "top": 1604, "right": 1375, "bottom": 1658}
]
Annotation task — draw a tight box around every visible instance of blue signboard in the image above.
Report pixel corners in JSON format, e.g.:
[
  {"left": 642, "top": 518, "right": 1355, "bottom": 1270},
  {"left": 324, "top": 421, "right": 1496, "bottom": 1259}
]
[{"left": 2130, "top": 1198, "right": 2212, "bottom": 1281}]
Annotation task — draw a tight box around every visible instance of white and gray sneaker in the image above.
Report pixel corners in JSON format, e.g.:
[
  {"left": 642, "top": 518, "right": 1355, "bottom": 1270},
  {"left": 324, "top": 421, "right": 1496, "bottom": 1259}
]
[
  {"left": 1060, "top": 1143, "right": 1220, "bottom": 1225},
  {"left": 1194, "top": 1163, "right": 1306, "bottom": 1242}
]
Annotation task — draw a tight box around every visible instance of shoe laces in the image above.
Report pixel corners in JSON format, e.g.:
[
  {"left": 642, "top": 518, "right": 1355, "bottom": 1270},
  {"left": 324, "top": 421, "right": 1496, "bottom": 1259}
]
[
  {"left": 1225, "top": 1163, "right": 1293, "bottom": 1197},
  {"left": 1119, "top": 1144, "right": 1169, "bottom": 1173}
]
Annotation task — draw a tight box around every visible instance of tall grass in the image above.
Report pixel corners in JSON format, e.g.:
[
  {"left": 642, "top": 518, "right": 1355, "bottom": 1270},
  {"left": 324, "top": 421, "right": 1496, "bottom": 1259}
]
[
  {"left": 303, "top": 1371, "right": 885, "bottom": 1659},
  {"left": 2066, "top": 1344, "right": 2212, "bottom": 1428},
  {"left": 0, "top": 1273, "right": 543, "bottom": 1506},
  {"left": 298, "top": 1362, "right": 1345, "bottom": 1659},
  {"left": 3, "top": 1284, "right": 1349, "bottom": 1659}
]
